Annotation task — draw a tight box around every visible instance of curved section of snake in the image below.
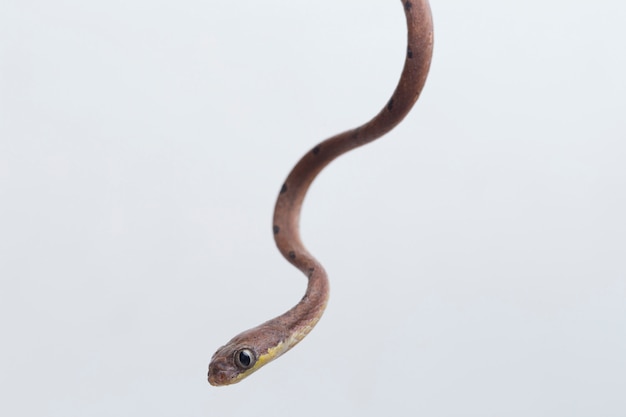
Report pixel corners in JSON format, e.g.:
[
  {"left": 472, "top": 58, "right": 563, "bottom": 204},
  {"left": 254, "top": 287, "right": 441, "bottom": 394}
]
[{"left": 208, "top": 0, "right": 433, "bottom": 386}]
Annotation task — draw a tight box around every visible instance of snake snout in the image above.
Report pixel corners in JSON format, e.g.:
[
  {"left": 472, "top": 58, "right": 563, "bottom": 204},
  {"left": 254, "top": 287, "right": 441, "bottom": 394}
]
[
  {"left": 207, "top": 366, "right": 226, "bottom": 386},
  {"left": 207, "top": 372, "right": 226, "bottom": 386},
  {"left": 208, "top": 358, "right": 233, "bottom": 386}
]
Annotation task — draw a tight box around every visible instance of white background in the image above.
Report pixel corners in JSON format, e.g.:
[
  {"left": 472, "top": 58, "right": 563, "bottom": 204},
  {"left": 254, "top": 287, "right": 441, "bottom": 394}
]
[{"left": 1, "top": 0, "right": 625, "bottom": 415}]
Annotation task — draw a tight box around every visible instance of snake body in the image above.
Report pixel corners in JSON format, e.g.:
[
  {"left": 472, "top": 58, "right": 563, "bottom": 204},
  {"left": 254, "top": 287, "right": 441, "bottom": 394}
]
[{"left": 208, "top": 0, "right": 433, "bottom": 386}]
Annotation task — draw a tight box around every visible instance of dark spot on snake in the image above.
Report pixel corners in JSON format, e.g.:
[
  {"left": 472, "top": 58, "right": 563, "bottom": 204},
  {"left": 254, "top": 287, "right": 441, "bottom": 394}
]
[
  {"left": 387, "top": 99, "right": 394, "bottom": 111},
  {"left": 280, "top": 183, "right": 287, "bottom": 193},
  {"left": 308, "top": 267, "right": 315, "bottom": 277},
  {"left": 404, "top": 1, "right": 413, "bottom": 11},
  {"left": 312, "top": 145, "right": 321, "bottom": 155},
  {"left": 288, "top": 251, "right": 296, "bottom": 259},
  {"left": 273, "top": 225, "right": 280, "bottom": 234},
  {"left": 407, "top": 46, "right": 413, "bottom": 59}
]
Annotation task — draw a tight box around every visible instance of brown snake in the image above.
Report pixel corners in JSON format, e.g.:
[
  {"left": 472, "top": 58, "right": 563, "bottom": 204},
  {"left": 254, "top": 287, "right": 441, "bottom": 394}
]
[{"left": 208, "top": 0, "right": 433, "bottom": 386}]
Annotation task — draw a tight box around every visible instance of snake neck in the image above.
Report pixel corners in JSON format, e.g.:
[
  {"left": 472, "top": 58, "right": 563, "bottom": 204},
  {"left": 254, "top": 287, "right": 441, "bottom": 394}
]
[
  {"left": 272, "top": 261, "right": 329, "bottom": 350},
  {"left": 272, "top": 172, "right": 331, "bottom": 349}
]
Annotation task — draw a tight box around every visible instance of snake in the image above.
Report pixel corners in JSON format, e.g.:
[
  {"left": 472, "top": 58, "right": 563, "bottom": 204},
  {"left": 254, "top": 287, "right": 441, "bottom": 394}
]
[{"left": 208, "top": 0, "right": 433, "bottom": 386}]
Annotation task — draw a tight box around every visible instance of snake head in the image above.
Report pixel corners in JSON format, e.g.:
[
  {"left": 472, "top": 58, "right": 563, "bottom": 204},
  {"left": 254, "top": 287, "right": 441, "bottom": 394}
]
[
  {"left": 208, "top": 325, "right": 289, "bottom": 386},
  {"left": 208, "top": 344, "right": 259, "bottom": 386}
]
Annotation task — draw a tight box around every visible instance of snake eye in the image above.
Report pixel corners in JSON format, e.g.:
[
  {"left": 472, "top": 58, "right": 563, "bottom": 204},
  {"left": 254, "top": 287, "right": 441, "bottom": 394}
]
[{"left": 234, "top": 348, "right": 256, "bottom": 369}]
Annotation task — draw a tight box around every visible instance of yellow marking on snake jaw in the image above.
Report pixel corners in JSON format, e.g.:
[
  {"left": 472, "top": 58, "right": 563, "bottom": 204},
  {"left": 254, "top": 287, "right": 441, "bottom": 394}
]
[{"left": 231, "top": 341, "right": 288, "bottom": 383}]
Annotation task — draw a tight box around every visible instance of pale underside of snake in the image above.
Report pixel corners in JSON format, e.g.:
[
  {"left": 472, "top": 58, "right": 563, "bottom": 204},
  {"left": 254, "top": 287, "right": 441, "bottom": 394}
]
[{"left": 208, "top": 0, "right": 433, "bottom": 386}]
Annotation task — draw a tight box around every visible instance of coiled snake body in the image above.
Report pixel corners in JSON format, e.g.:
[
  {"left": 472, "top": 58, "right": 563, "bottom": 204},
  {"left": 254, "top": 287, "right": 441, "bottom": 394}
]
[{"left": 208, "top": 0, "right": 433, "bottom": 386}]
